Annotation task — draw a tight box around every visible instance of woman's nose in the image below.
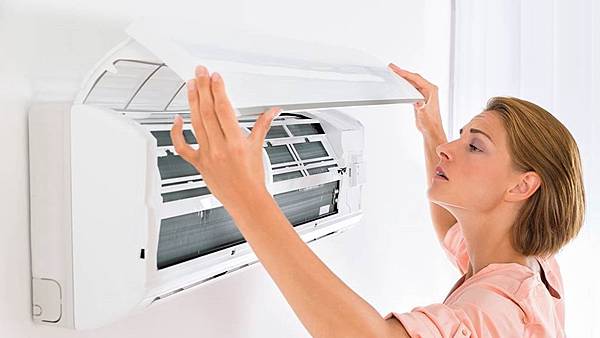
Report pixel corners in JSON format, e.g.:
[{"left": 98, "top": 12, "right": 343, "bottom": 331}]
[{"left": 436, "top": 142, "right": 452, "bottom": 161}]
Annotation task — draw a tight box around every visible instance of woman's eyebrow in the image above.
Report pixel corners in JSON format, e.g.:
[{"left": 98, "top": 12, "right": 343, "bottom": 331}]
[{"left": 459, "top": 127, "right": 495, "bottom": 145}]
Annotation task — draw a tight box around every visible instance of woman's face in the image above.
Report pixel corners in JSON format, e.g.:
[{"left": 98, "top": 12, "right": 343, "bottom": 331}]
[{"left": 428, "top": 110, "right": 519, "bottom": 213}]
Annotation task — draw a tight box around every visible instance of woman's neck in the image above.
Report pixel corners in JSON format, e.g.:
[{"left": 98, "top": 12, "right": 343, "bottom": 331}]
[{"left": 453, "top": 208, "right": 537, "bottom": 279}]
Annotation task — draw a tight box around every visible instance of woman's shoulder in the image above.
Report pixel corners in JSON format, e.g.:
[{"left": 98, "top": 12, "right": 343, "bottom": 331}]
[
  {"left": 448, "top": 258, "right": 565, "bottom": 333},
  {"left": 390, "top": 259, "right": 566, "bottom": 338},
  {"left": 453, "top": 258, "right": 563, "bottom": 304},
  {"left": 448, "top": 262, "right": 536, "bottom": 306}
]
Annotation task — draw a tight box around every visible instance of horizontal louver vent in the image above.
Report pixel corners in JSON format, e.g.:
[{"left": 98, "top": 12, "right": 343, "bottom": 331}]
[
  {"left": 151, "top": 130, "right": 196, "bottom": 147},
  {"left": 158, "top": 151, "right": 198, "bottom": 180},
  {"left": 162, "top": 186, "right": 211, "bottom": 202},
  {"left": 157, "top": 181, "right": 340, "bottom": 269}
]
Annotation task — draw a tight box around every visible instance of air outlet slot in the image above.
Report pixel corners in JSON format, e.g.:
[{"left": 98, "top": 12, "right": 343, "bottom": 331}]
[
  {"left": 157, "top": 181, "right": 340, "bottom": 269},
  {"left": 162, "top": 186, "right": 211, "bottom": 202}
]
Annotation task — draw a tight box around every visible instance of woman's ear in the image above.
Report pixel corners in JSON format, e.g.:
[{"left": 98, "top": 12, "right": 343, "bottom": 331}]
[{"left": 506, "top": 171, "right": 541, "bottom": 202}]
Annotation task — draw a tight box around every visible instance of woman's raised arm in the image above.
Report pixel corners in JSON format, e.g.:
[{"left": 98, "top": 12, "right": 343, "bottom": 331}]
[
  {"left": 389, "top": 64, "right": 457, "bottom": 243},
  {"left": 170, "top": 65, "right": 410, "bottom": 338}
]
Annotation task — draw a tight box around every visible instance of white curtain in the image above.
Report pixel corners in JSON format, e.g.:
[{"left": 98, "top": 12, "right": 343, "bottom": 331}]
[{"left": 451, "top": 1, "right": 599, "bottom": 337}]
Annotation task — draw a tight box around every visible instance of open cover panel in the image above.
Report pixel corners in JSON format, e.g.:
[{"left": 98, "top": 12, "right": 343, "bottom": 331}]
[{"left": 80, "top": 19, "right": 422, "bottom": 115}]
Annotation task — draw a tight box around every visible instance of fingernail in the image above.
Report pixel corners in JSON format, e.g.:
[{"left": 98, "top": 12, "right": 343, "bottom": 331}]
[
  {"left": 212, "top": 72, "right": 221, "bottom": 82},
  {"left": 187, "top": 79, "right": 196, "bottom": 91},
  {"left": 195, "top": 65, "right": 207, "bottom": 76},
  {"left": 390, "top": 63, "right": 403, "bottom": 71},
  {"left": 174, "top": 114, "right": 183, "bottom": 123}
]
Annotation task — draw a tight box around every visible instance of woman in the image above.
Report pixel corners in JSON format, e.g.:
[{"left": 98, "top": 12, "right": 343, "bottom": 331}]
[{"left": 170, "top": 64, "right": 585, "bottom": 338}]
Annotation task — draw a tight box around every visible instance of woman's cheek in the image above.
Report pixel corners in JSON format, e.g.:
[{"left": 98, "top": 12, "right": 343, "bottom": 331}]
[
  {"left": 454, "top": 164, "right": 493, "bottom": 209},
  {"left": 474, "top": 173, "right": 507, "bottom": 211}
]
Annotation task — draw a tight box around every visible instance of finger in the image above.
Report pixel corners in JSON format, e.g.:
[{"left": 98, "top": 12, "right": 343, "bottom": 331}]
[
  {"left": 388, "top": 63, "right": 429, "bottom": 91},
  {"left": 170, "top": 114, "right": 197, "bottom": 161},
  {"left": 388, "top": 63, "right": 435, "bottom": 98},
  {"left": 388, "top": 63, "right": 434, "bottom": 87},
  {"left": 210, "top": 72, "right": 242, "bottom": 140},
  {"left": 186, "top": 79, "right": 209, "bottom": 148},
  {"left": 195, "top": 65, "right": 225, "bottom": 142},
  {"left": 249, "top": 107, "right": 281, "bottom": 145}
]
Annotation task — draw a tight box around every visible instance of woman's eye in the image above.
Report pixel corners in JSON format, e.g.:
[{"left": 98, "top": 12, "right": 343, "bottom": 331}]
[{"left": 469, "top": 144, "right": 481, "bottom": 152}]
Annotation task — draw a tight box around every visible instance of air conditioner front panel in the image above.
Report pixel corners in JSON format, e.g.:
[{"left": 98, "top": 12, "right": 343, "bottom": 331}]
[{"left": 69, "top": 104, "right": 155, "bottom": 329}]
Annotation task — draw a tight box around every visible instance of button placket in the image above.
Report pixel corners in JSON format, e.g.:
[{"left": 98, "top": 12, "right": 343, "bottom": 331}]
[{"left": 453, "top": 322, "right": 471, "bottom": 337}]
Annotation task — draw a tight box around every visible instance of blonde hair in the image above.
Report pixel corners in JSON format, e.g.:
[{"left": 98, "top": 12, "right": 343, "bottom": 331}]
[{"left": 484, "top": 97, "right": 585, "bottom": 257}]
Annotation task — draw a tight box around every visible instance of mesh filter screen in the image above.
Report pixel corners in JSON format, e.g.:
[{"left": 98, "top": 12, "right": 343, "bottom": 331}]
[
  {"left": 248, "top": 125, "right": 289, "bottom": 139},
  {"left": 265, "top": 126, "right": 289, "bottom": 139},
  {"left": 157, "top": 181, "right": 339, "bottom": 269},
  {"left": 287, "top": 123, "right": 325, "bottom": 136},
  {"left": 307, "top": 165, "right": 338, "bottom": 175},
  {"left": 265, "top": 145, "right": 295, "bottom": 164},
  {"left": 273, "top": 170, "right": 303, "bottom": 182},
  {"left": 294, "top": 141, "right": 328, "bottom": 160}
]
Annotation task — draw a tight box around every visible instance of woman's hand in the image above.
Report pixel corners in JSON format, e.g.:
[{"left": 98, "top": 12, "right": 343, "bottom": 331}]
[
  {"left": 388, "top": 63, "right": 444, "bottom": 139},
  {"left": 170, "top": 65, "right": 280, "bottom": 214}
]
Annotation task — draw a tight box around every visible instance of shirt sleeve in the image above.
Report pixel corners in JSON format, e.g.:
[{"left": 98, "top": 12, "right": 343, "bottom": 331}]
[
  {"left": 384, "top": 300, "right": 525, "bottom": 338},
  {"left": 441, "top": 222, "right": 470, "bottom": 275},
  {"left": 385, "top": 303, "right": 473, "bottom": 338}
]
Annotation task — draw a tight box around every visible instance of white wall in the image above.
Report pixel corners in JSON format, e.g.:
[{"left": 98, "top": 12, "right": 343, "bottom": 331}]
[{"left": 0, "top": 0, "right": 453, "bottom": 337}]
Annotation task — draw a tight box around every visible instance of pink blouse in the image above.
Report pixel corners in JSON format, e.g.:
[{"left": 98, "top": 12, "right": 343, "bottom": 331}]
[{"left": 385, "top": 223, "right": 565, "bottom": 337}]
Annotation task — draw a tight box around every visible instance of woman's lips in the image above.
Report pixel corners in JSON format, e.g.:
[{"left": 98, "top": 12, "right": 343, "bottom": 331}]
[{"left": 435, "top": 166, "right": 449, "bottom": 181}]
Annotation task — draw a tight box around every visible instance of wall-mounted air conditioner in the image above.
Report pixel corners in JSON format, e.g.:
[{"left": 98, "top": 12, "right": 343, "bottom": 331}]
[{"left": 28, "top": 19, "right": 421, "bottom": 329}]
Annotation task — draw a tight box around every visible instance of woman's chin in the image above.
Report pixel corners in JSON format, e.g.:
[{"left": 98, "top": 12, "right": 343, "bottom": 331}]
[{"left": 427, "top": 186, "right": 450, "bottom": 205}]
